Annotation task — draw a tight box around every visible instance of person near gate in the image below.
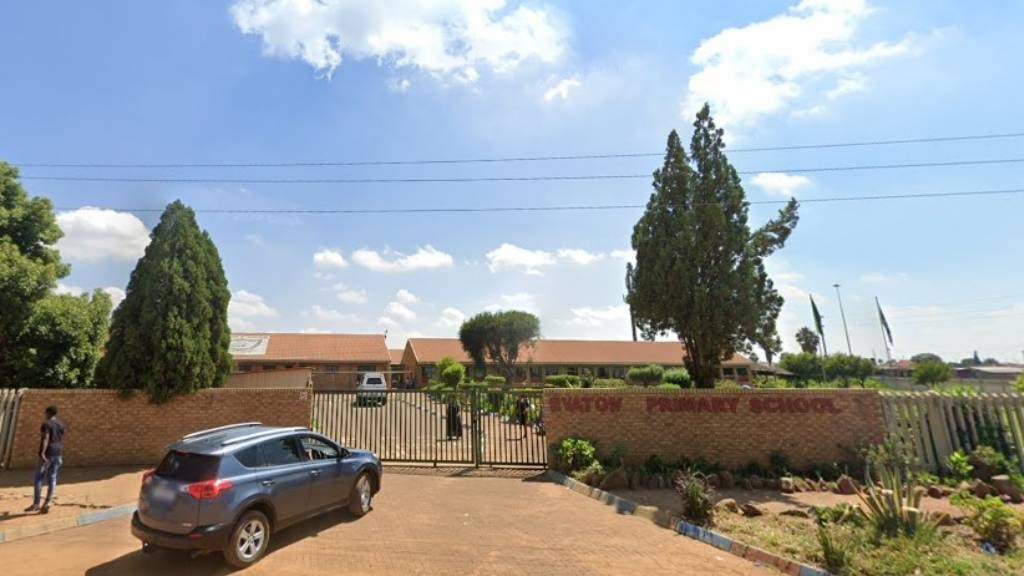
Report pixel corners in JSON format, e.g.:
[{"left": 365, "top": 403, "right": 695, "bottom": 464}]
[
  {"left": 25, "top": 405, "right": 65, "bottom": 514},
  {"left": 514, "top": 396, "right": 531, "bottom": 440}
]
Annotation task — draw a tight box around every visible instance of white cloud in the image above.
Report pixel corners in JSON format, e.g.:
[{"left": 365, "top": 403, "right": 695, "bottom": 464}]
[
  {"left": 557, "top": 248, "right": 605, "bottom": 266},
  {"left": 56, "top": 207, "right": 150, "bottom": 262},
  {"left": 568, "top": 304, "right": 630, "bottom": 327},
  {"left": 751, "top": 172, "right": 812, "bottom": 197},
  {"left": 377, "top": 316, "right": 398, "bottom": 327},
  {"left": 103, "top": 287, "right": 127, "bottom": 309},
  {"left": 609, "top": 249, "right": 636, "bottom": 264},
  {"left": 351, "top": 245, "right": 453, "bottom": 272},
  {"left": 681, "top": 0, "right": 914, "bottom": 128},
  {"left": 395, "top": 289, "right": 420, "bottom": 304},
  {"left": 485, "top": 243, "right": 555, "bottom": 275},
  {"left": 388, "top": 77, "right": 412, "bottom": 92},
  {"left": 311, "top": 305, "right": 360, "bottom": 323},
  {"left": 229, "top": 290, "right": 279, "bottom": 318},
  {"left": 336, "top": 288, "right": 368, "bottom": 304},
  {"left": 485, "top": 292, "right": 537, "bottom": 313},
  {"left": 313, "top": 248, "right": 348, "bottom": 270},
  {"left": 437, "top": 307, "right": 466, "bottom": 327},
  {"left": 56, "top": 283, "right": 127, "bottom": 309},
  {"left": 385, "top": 301, "right": 417, "bottom": 322},
  {"left": 543, "top": 77, "right": 581, "bottom": 101},
  {"left": 231, "top": 0, "right": 568, "bottom": 82},
  {"left": 859, "top": 272, "right": 907, "bottom": 284}
]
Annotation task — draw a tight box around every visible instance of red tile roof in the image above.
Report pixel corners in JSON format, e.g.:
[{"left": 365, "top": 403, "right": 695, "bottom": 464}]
[
  {"left": 231, "top": 333, "right": 389, "bottom": 363},
  {"left": 406, "top": 338, "right": 749, "bottom": 366},
  {"left": 388, "top": 349, "right": 404, "bottom": 365}
]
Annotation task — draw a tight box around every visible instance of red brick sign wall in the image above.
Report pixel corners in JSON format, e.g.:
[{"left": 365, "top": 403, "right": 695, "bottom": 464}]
[
  {"left": 544, "top": 388, "right": 885, "bottom": 470},
  {"left": 9, "top": 388, "right": 311, "bottom": 469}
]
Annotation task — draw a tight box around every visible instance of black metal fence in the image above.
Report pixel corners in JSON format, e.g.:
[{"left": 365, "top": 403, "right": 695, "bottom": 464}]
[{"left": 312, "top": 389, "right": 547, "bottom": 467}]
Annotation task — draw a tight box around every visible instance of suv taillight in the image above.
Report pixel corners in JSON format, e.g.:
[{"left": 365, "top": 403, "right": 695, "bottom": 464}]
[
  {"left": 141, "top": 469, "right": 155, "bottom": 485},
  {"left": 186, "top": 479, "right": 234, "bottom": 500}
]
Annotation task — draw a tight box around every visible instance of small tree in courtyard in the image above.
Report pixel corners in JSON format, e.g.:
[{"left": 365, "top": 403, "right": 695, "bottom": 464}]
[
  {"left": 627, "top": 364, "right": 664, "bottom": 387},
  {"left": 437, "top": 356, "right": 466, "bottom": 387},
  {"left": 913, "top": 359, "right": 951, "bottom": 386},
  {"left": 458, "top": 310, "right": 540, "bottom": 385},
  {"left": 795, "top": 327, "right": 821, "bottom": 355},
  {"left": 627, "top": 105, "right": 799, "bottom": 388},
  {"left": 96, "top": 201, "right": 231, "bottom": 402}
]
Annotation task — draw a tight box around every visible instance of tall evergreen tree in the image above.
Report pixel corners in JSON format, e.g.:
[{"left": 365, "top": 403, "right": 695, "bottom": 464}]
[
  {"left": 0, "top": 162, "right": 69, "bottom": 387},
  {"left": 795, "top": 327, "right": 821, "bottom": 355},
  {"left": 627, "top": 105, "right": 799, "bottom": 387},
  {"left": 96, "top": 201, "right": 231, "bottom": 402}
]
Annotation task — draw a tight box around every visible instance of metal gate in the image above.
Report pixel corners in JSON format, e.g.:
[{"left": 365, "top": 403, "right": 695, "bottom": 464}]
[{"left": 312, "top": 389, "right": 547, "bottom": 467}]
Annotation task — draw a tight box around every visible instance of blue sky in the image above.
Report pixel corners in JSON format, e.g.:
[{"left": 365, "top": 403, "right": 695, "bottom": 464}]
[{"left": 2, "top": 0, "right": 1022, "bottom": 361}]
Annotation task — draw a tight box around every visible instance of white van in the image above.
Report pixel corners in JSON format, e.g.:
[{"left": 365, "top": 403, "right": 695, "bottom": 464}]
[{"left": 356, "top": 372, "right": 388, "bottom": 405}]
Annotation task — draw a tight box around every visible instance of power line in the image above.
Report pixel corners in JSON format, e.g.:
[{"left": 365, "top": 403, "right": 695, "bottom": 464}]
[
  {"left": 14, "top": 131, "right": 1024, "bottom": 168},
  {"left": 53, "top": 187, "right": 1024, "bottom": 215},
  {"left": 19, "top": 157, "right": 1024, "bottom": 184}
]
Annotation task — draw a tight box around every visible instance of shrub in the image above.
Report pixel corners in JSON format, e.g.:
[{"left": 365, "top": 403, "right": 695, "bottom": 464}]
[
  {"left": 627, "top": 364, "right": 664, "bottom": 387},
  {"left": 591, "top": 378, "right": 627, "bottom": 388},
  {"left": 440, "top": 362, "right": 466, "bottom": 388},
  {"left": 817, "top": 525, "right": 854, "bottom": 574},
  {"left": 857, "top": 465, "right": 936, "bottom": 539},
  {"left": 484, "top": 375, "right": 507, "bottom": 386},
  {"left": 663, "top": 367, "right": 692, "bottom": 388},
  {"left": 865, "top": 434, "right": 916, "bottom": 476},
  {"left": 811, "top": 462, "right": 843, "bottom": 482},
  {"left": 557, "top": 437, "right": 597, "bottom": 472},
  {"left": 571, "top": 460, "right": 606, "bottom": 486},
  {"left": 714, "top": 379, "right": 740, "bottom": 390},
  {"left": 644, "top": 454, "right": 671, "bottom": 475},
  {"left": 674, "top": 469, "right": 716, "bottom": 526},
  {"left": 426, "top": 382, "right": 453, "bottom": 402},
  {"left": 655, "top": 382, "right": 681, "bottom": 390},
  {"left": 931, "top": 383, "right": 979, "bottom": 395},
  {"left": 969, "top": 446, "right": 1013, "bottom": 481},
  {"left": 952, "top": 494, "right": 1024, "bottom": 553},
  {"left": 779, "top": 352, "right": 823, "bottom": 382},
  {"left": 545, "top": 374, "right": 582, "bottom": 388},
  {"left": 769, "top": 450, "right": 791, "bottom": 476},
  {"left": 823, "top": 353, "right": 876, "bottom": 384},
  {"left": 1015, "top": 373, "right": 1024, "bottom": 393},
  {"left": 812, "top": 503, "right": 864, "bottom": 527},
  {"left": 755, "top": 376, "right": 792, "bottom": 389},
  {"left": 912, "top": 359, "right": 951, "bottom": 385},
  {"left": 946, "top": 450, "right": 974, "bottom": 481}
]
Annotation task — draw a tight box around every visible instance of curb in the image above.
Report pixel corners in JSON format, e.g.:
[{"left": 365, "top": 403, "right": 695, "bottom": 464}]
[
  {"left": 546, "top": 471, "right": 830, "bottom": 576},
  {"left": 0, "top": 503, "right": 136, "bottom": 544}
]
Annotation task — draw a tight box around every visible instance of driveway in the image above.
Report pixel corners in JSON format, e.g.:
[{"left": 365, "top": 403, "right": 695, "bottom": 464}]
[{"left": 0, "top": 471, "right": 767, "bottom": 575}]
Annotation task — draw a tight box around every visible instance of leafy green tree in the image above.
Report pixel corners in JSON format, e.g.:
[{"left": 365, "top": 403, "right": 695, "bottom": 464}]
[
  {"left": 910, "top": 352, "right": 943, "bottom": 364},
  {"left": 627, "top": 364, "right": 664, "bottom": 387},
  {"left": 16, "top": 291, "right": 111, "bottom": 388},
  {"left": 96, "top": 201, "right": 231, "bottom": 402},
  {"left": 795, "top": 327, "right": 820, "bottom": 355},
  {"left": 779, "top": 352, "right": 822, "bottom": 382},
  {"left": 458, "top": 310, "right": 540, "bottom": 384},
  {"left": 663, "top": 367, "right": 693, "bottom": 388},
  {"left": 913, "top": 359, "right": 951, "bottom": 385},
  {"left": 823, "top": 353, "right": 875, "bottom": 385},
  {"left": 627, "top": 105, "right": 799, "bottom": 388},
  {"left": 0, "top": 163, "right": 69, "bottom": 386},
  {"left": 437, "top": 356, "right": 466, "bottom": 387}
]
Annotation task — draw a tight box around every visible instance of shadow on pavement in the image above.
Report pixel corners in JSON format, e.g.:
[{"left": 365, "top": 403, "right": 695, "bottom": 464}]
[
  {"left": 0, "top": 465, "right": 149, "bottom": 489},
  {"left": 84, "top": 509, "right": 359, "bottom": 576}
]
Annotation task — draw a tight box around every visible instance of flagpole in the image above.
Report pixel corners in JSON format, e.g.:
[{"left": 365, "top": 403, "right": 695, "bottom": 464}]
[
  {"left": 834, "top": 284, "right": 853, "bottom": 355},
  {"left": 876, "top": 297, "right": 892, "bottom": 362}
]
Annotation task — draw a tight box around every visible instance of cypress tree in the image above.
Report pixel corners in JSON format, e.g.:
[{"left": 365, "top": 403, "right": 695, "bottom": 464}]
[
  {"left": 96, "top": 200, "right": 231, "bottom": 402},
  {"left": 627, "top": 105, "right": 799, "bottom": 388}
]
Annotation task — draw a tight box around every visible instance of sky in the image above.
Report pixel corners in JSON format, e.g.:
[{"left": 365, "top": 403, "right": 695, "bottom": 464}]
[{"left": 1, "top": 0, "right": 1022, "bottom": 362}]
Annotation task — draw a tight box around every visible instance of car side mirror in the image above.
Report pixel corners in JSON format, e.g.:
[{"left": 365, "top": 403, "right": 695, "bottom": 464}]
[{"left": 338, "top": 448, "right": 350, "bottom": 460}]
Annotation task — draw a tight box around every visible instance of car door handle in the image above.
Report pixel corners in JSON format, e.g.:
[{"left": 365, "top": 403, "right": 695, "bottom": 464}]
[
  {"left": 261, "top": 480, "right": 276, "bottom": 487},
  {"left": 309, "top": 470, "right": 321, "bottom": 477}
]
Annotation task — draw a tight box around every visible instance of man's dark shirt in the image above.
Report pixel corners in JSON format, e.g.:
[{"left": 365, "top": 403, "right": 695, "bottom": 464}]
[{"left": 40, "top": 418, "right": 65, "bottom": 459}]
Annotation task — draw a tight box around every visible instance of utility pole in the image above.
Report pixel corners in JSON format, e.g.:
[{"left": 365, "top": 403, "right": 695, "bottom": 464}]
[{"left": 834, "top": 284, "right": 853, "bottom": 355}]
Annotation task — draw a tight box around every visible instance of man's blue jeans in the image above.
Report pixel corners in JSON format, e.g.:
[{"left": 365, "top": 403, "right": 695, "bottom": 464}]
[{"left": 33, "top": 456, "right": 62, "bottom": 507}]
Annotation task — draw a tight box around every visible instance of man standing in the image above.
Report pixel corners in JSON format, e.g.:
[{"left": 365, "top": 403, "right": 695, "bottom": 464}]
[{"left": 24, "top": 405, "right": 64, "bottom": 514}]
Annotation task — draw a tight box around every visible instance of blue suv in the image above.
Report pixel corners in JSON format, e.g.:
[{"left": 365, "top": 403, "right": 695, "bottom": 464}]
[{"left": 131, "top": 423, "right": 382, "bottom": 568}]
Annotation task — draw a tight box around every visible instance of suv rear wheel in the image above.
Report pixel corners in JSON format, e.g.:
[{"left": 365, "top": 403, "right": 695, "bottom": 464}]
[
  {"left": 348, "top": 473, "right": 373, "bottom": 517},
  {"left": 223, "top": 510, "right": 270, "bottom": 568}
]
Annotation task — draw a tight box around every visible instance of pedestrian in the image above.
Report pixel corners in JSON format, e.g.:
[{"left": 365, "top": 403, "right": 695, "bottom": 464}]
[
  {"left": 25, "top": 405, "right": 65, "bottom": 514},
  {"left": 514, "top": 396, "right": 531, "bottom": 440},
  {"left": 445, "top": 395, "right": 462, "bottom": 439}
]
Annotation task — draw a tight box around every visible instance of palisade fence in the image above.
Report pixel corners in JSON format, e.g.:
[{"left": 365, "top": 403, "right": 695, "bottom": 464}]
[
  {"left": 881, "top": 392, "right": 1024, "bottom": 473},
  {"left": 0, "top": 389, "right": 25, "bottom": 469}
]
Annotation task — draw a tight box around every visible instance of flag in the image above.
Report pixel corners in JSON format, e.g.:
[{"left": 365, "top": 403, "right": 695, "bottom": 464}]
[
  {"left": 810, "top": 295, "right": 828, "bottom": 356},
  {"left": 876, "top": 297, "right": 893, "bottom": 345}
]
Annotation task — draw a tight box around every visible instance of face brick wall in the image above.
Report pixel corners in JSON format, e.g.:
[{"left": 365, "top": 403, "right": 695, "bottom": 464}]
[
  {"left": 10, "top": 388, "right": 311, "bottom": 469},
  {"left": 544, "top": 388, "right": 885, "bottom": 470}
]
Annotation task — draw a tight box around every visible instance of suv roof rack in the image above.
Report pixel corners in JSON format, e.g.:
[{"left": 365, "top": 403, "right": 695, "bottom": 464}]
[
  {"left": 220, "top": 426, "right": 310, "bottom": 447},
  {"left": 181, "top": 422, "right": 264, "bottom": 441}
]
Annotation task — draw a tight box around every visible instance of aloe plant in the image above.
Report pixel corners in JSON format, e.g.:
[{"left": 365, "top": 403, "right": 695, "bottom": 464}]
[{"left": 856, "top": 465, "right": 936, "bottom": 538}]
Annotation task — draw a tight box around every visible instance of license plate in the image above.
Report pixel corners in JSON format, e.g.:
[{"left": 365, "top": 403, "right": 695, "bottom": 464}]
[{"left": 149, "top": 485, "right": 176, "bottom": 505}]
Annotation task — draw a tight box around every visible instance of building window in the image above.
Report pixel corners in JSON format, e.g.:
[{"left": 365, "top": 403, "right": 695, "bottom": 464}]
[
  {"left": 611, "top": 366, "right": 625, "bottom": 379},
  {"left": 515, "top": 367, "right": 526, "bottom": 380},
  {"left": 238, "top": 363, "right": 252, "bottom": 373},
  {"left": 566, "top": 367, "right": 579, "bottom": 376},
  {"left": 474, "top": 367, "right": 486, "bottom": 380},
  {"left": 529, "top": 366, "right": 541, "bottom": 378},
  {"left": 357, "top": 365, "right": 375, "bottom": 373},
  {"left": 544, "top": 366, "right": 560, "bottom": 376},
  {"left": 722, "top": 367, "right": 736, "bottom": 378},
  {"left": 323, "top": 364, "right": 339, "bottom": 373},
  {"left": 422, "top": 366, "right": 436, "bottom": 381},
  {"left": 597, "top": 366, "right": 609, "bottom": 378},
  {"left": 262, "top": 364, "right": 277, "bottom": 371}
]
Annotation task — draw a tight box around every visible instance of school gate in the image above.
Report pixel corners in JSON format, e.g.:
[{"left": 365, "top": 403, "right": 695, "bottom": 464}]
[{"left": 312, "top": 389, "right": 547, "bottom": 467}]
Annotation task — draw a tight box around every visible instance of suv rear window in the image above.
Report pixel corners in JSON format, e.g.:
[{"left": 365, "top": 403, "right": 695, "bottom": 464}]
[
  {"left": 365, "top": 377, "right": 384, "bottom": 386},
  {"left": 155, "top": 451, "right": 220, "bottom": 482}
]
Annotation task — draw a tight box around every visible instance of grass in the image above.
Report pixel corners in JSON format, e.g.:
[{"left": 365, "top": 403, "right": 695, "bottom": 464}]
[{"left": 714, "top": 511, "right": 1024, "bottom": 576}]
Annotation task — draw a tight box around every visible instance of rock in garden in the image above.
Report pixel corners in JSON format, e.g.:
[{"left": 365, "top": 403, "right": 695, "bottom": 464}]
[
  {"left": 599, "top": 467, "right": 629, "bottom": 491},
  {"left": 706, "top": 473, "right": 720, "bottom": 488},
  {"left": 990, "top": 475, "right": 1024, "bottom": 503},
  {"left": 716, "top": 498, "right": 740, "bottom": 514},
  {"left": 764, "top": 478, "right": 780, "bottom": 491},
  {"left": 718, "top": 470, "right": 735, "bottom": 490},
  {"left": 836, "top": 475, "right": 857, "bottom": 495},
  {"left": 742, "top": 477, "right": 754, "bottom": 490},
  {"left": 971, "top": 480, "right": 995, "bottom": 498},
  {"left": 927, "top": 485, "right": 944, "bottom": 499},
  {"left": 780, "top": 508, "right": 811, "bottom": 519},
  {"left": 933, "top": 512, "right": 955, "bottom": 526},
  {"left": 794, "top": 477, "right": 812, "bottom": 492},
  {"left": 740, "top": 503, "right": 765, "bottom": 517},
  {"left": 780, "top": 477, "right": 795, "bottom": 493},
  {"left": 750, "top": 475, "right": 765, "bottom": 489}
]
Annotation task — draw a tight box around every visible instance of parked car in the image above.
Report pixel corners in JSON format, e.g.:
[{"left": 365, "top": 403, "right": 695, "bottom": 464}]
[
  {"left": 356, "top": 371, "right": 388, "bottom": 406},
  {"left": 131, "top": 422, "right": 381, "bottom": 568}
]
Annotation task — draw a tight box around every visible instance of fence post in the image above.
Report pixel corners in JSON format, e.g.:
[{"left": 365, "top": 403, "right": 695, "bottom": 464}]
[{"left": 471, "top": 389, "right": 482, "bottom": 467}]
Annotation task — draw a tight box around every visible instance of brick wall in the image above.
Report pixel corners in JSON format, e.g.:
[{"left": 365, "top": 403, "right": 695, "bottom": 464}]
[
  {"left": 544, "top": 388, "right": 885, "bottom": 470},
  {"left": 10, "top": 388, "right": 311, "bottom": 469}
]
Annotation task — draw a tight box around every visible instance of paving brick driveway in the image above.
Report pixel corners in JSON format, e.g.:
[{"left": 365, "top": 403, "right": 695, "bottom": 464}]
[{"left": 0, "top": 471, "right": 768, "bottom": 575}]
